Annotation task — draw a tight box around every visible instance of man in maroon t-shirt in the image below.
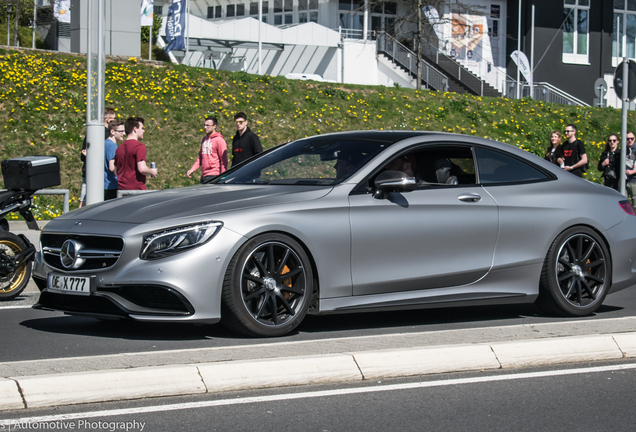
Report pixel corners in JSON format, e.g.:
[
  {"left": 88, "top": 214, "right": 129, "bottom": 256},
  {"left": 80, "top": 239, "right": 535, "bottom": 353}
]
[{"left": 114, "top": 117, "right": 158, "bottom": 190}]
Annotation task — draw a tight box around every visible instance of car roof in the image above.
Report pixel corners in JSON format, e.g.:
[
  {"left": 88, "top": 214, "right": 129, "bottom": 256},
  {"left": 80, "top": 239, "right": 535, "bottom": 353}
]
[{"left": 303, "top": 130, "right": 438, "bottom": 145}]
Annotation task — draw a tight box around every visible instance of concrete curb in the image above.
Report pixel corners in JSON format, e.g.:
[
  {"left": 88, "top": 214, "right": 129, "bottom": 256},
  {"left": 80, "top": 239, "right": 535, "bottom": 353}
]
[{"left": 3, "top": 332, "right": 636, "bottom": 411}]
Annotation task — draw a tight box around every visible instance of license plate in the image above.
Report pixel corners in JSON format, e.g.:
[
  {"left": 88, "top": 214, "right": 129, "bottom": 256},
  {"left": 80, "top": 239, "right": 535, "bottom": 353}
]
[{"left": 47, "top": 274, "right": 93, "bottom": 295}]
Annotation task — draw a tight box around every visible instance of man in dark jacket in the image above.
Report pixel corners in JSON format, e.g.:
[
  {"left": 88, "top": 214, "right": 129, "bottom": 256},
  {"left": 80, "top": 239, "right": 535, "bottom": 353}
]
[{"left": 231, "top": 112, "right": 262, "bottom": 166}]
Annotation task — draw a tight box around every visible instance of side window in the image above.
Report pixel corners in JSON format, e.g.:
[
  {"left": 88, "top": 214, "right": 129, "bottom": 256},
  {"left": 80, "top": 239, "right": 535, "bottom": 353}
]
[
  {"left": 382, "top": 145, "right": 477, "bottom": 186},
  {"left": 475, "top": 147, "right": 549, "bottom": 184}
]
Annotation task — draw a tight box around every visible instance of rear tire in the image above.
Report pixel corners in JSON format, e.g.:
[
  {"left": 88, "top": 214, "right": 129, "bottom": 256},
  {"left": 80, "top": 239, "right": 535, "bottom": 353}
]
[
  {"left": 0, "top": 232, "right": 32, "bottom": 301},
  {"left": 537, "top": 226, "right": 611, "bottom": 316},
  {"left": 221, "top": 233, "right": 313, "bottom": 337}
]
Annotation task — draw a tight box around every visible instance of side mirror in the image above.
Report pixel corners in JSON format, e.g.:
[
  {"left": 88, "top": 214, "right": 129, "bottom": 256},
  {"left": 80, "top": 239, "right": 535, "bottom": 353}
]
[{"left": 373, "top": 170, "right": 417, "bottom": 199}]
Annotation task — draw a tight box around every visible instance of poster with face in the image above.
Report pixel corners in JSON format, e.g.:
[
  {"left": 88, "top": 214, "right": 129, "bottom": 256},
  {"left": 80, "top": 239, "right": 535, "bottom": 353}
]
[{"left": 54, "top": 0, "right": 71, "bottom": 24}]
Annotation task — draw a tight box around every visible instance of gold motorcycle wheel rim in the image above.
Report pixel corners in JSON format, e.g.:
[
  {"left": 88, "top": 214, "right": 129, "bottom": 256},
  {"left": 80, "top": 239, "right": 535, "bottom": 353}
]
[{"left": 0, "top": 239, "right": 27, "bottom": 293}]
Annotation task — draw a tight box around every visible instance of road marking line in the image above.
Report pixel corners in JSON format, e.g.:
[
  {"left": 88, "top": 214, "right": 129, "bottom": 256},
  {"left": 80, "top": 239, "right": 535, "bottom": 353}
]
[{"left": 4, "top": 362, "right": 636, "bottom": 424}]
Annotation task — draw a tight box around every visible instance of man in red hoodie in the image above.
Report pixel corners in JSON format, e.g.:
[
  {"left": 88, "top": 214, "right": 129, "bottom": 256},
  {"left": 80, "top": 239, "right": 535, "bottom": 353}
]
[{"left": 187, "top": 117, "right": 228, "bottom": 183}]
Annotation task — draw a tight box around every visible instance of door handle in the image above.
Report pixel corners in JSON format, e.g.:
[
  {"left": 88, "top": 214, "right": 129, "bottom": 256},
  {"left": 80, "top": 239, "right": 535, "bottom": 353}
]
[{"left": 458, "top": 193, "right": 482, "bottom": 202}]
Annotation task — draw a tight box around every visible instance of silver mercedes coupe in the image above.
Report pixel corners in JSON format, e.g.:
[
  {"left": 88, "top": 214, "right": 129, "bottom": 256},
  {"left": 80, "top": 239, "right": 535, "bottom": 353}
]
[{"left": 32, "top": 131, "right": 636, "bottom": 337}]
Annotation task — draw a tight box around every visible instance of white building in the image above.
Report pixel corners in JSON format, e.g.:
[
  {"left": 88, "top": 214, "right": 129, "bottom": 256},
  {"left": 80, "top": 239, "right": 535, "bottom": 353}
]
[{"left": 152, "top": 0, "right": 507, "bottom": 96}]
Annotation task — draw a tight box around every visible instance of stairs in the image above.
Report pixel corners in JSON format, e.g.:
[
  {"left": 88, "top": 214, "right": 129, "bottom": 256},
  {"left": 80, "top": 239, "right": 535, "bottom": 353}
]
[{"left": 424, "top": 52, "right": 502, "bottom": 98}]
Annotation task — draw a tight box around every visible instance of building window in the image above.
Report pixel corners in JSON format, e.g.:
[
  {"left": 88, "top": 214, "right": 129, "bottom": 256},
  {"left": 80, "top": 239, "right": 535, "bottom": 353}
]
[
  {"left": 299, "top": 0, "right": 318, "bottom": 23},
  {"left": 207, "top": 6, "right": 215, "bottom": 19},
  {"left": 369, "top": 2, "right": 397, "bottom": 36},
  {"left": 227, "top": 4, "right": 235, "bottom": 17},
  {"left": 273, "top": 0, "right": 292, "bottom": 26},
  {"left": 614, "top": 0, "right": 636, "bottom": 64},
  {"left": 216, "top": 5, "right": 222, "bottom": 18},
  {"left": 563, "top": 0, "right": 590, "bottom": 64}
]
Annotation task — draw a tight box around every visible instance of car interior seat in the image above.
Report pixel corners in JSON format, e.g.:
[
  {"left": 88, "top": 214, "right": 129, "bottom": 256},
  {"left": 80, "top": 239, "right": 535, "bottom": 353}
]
[{"left": 434, "top": 158, "right": 458, "bottom": 185}]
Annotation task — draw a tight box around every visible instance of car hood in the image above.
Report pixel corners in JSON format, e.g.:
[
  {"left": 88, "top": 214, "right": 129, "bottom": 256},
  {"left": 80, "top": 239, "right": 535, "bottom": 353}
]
[{"left": 58, "top": 184, "right": 333, "bottom": 225}]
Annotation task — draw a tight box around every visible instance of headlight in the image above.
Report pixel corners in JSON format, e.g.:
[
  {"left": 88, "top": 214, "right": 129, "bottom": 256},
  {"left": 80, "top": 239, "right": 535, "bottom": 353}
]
[{"left": 141, "top": 222, "right": 223, "bottom": 260}]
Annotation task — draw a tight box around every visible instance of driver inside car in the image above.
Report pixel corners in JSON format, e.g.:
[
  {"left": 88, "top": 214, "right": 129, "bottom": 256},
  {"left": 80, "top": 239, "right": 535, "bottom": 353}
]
[{"left": 383, "top": 153, "right": 417, "bottom": 177}]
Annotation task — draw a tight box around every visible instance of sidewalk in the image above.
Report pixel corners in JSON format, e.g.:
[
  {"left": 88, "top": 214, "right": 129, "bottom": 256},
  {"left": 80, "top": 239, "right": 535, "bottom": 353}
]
[{"left": 1, "top": 315, "right": 636, "bottom": 411}]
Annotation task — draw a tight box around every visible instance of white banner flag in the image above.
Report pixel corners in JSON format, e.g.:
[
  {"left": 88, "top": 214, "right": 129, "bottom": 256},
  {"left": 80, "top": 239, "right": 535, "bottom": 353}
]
[
  {"left": 141, "top": 0, "right": 154, "bottom": 27},
  {"left": 422, "top": 5, "right": 444, "bottom": 42},
  {"left": 511, "top": 50, "right": 532, "bottom": 84},
  {"left": 54, "top": 0, "right": 71, "bottom": 24}
]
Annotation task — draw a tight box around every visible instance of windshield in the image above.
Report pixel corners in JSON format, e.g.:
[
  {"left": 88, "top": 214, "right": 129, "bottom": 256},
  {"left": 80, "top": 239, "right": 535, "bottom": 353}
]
[{"left": 216, "top": 136, "right": 393, "bottom": 185}]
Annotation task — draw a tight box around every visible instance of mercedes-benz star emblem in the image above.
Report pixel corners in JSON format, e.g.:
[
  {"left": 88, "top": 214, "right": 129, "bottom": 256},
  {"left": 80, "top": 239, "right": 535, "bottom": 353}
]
[{"left": 60, "top": 239, "right": 85, "bottom": 269}]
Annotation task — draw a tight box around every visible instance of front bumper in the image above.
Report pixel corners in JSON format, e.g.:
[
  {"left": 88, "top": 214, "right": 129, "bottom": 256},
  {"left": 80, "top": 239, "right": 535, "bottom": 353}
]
[{"left": 32, "top": 223, "right": 246, "bottom": 324}]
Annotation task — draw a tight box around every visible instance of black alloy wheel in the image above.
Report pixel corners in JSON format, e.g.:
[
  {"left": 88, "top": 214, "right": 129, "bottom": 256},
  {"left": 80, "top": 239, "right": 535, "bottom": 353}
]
[
  {"left": 222, "top": 233, "right": 313, "bottom": 337},
  {"left": 538, "top": 226, "right": 611, "bottom": 316}
]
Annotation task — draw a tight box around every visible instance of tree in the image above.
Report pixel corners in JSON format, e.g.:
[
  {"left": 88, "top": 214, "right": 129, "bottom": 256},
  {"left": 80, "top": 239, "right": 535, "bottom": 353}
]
[
  {"left": 0, "top": 0, "right": 38, "bottom": 47},
  {"left": 141, "top": 13, "right": 162, "bottom": 44}
]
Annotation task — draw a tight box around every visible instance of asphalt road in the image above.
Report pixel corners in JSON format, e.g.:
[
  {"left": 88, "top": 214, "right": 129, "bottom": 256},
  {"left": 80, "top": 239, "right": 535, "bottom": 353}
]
[
  {"left": 0, "top": 286, "right": 635, "bottom": 363},
  {"left": 2, "top": 360, "right": 635, "bottom": 431}
]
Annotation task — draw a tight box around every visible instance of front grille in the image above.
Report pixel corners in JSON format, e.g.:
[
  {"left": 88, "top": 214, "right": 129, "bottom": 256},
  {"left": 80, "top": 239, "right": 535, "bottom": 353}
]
[
  {"left": 36, "top": 291, "right": 127, "bottom": 316},
  {"left": 41, "top": 233, "right": 124, "bottom": 271},
  {"left": 102, "top": 285, "right": 194, "bottom": 313},
  {"left": 35, "top": 285, "right": 194, "bottom": 317}
]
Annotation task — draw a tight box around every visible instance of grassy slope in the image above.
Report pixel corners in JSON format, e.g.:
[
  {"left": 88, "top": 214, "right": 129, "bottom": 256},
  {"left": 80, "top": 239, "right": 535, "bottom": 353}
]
[{"left": 0, "top": 47, "right": 632, "bottom": 219}]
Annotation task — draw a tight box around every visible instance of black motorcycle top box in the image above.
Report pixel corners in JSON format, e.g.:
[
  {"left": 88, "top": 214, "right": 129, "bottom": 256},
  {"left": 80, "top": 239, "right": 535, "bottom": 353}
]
[{"left": 1, "top": 156, "right": 61, "bottom": 191}]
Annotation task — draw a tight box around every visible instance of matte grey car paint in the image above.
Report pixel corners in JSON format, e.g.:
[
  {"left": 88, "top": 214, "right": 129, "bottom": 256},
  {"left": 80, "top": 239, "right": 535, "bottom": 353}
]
[{"left": 32, "top": 131, "right": 636, "bottom": 325}]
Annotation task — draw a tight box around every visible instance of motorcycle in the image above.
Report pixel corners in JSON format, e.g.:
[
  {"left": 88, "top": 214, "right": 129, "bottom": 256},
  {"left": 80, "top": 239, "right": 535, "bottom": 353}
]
[
  {"left": 0, "top": 155, "right": 59, "bottom": 301},
  {"left": 0, "top": 188, "right": 39, "bottom": 300}
]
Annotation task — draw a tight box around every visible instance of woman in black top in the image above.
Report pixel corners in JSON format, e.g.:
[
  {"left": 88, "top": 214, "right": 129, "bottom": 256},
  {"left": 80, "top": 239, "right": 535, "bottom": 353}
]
[
  {"left": 598, "top": 134, "right": 621, "bottom": 190},
  {"left": 544, "top": 130, "right": 562, "bottom": 166}
]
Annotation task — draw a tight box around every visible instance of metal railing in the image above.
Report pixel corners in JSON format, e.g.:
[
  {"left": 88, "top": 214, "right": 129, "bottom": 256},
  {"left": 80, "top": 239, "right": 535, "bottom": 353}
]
[
  {"left": 376, "top": 32, "right": 449, "bottom": 92},
  {"left": 336, "top": 27, "right": 377, "bottom": 40},
  {"left": 505, "top": 81, "right": 590, "bottom": 106},
  {"left": 0, "top": 189, "right": 69, "bottom": 214}
]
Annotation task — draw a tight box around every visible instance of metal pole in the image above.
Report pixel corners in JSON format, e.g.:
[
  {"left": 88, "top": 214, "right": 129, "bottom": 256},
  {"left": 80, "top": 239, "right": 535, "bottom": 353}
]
[
  {"left": 149, "top": 19, "right": 152, "bottom": 60},
  {"left": 517, "top": 0, "right": 521, "bottom": 99},
  {"left": 363, "top": 0, "right": 368, "bottom": 41},
  {"left": 620, "top": 58, "right": 629, "bottom": 197},
  {"left": 416, "top": 2, "right": 422, "bottom": 90},
  {"left": 85, "top": 0, "right": 106, "bottom": 206},
  {"left": 258, "top": 0, "right": 262, "bottom": 74},
  {"left": 185, "top": 0, "right": 190, "bottom": 64},
  {"left": 7, "top": 7, "right": 11, "bottom": 46},
  {"left": 530, "top": 4, "right": 535, "bottom": 99},
  {"left": 32, "top": 0, "right": 36, "bottom": 49},
  {"left": 617, "top": 16, "right": 621, "bottom": 65}
]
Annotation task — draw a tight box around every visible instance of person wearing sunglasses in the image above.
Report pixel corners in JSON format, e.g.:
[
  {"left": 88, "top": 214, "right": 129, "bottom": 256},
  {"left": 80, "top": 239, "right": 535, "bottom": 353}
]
[
  {"left": 625, "top": 131, "right": 636, "bottom": 204},
  {"left": 597, "top": 134, "right": 621, "bottom": 191},
  {"left": 556, "top": 124, "right": 587, "bottom": 177},
  {"left": 104, "top": 119, "right": 126, "bottom": 200},
  {"left": 231, "top": 111, "right": 262, "bottom": 166}
]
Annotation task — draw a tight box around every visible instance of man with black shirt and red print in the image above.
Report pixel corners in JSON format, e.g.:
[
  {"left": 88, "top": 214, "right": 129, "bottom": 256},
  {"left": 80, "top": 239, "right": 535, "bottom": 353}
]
[
  {"left": 557, "top": 124, "right": 587, "bottom": 177},
  {"left": 231, "top": 112, "right": 262, "bottom": 166}
]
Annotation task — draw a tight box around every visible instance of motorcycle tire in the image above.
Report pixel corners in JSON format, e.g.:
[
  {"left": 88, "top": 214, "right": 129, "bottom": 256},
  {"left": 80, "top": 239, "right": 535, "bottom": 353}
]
[{"left": 0, "top": 231, "right": 32, "bottom": 301}]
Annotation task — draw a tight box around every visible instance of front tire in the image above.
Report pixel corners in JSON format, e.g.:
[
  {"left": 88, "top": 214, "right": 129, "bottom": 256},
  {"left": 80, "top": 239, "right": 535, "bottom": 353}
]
[
  {"left": 0, "top": 232, "right": 32, "bottom": 300},
  {"left": 537, "top": 226, "right": 611, "bottom": 316},
  {"left": 221, "top": 233, "right": 313, "bottom": 337}
]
